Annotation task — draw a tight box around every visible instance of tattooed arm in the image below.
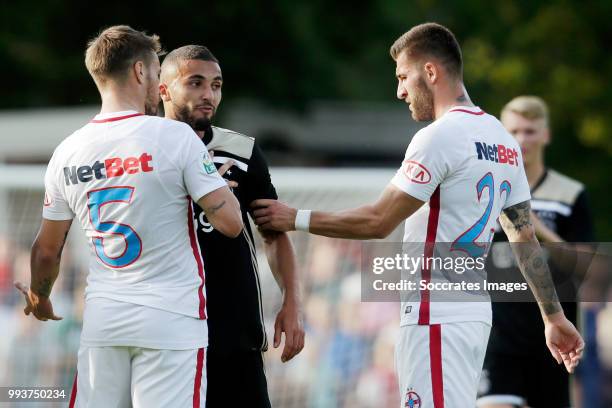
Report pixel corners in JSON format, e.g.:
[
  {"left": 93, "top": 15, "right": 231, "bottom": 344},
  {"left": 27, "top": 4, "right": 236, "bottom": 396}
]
[
  {"left": 14, "top": 219, "right": 72, "bottom": 321},
  {"left": 499, "top": 200, "right": 584, "bottom": 372},
  {"left": 196, "top": 185, "right": 243, "bottom": 238},
  {"left": 499, "top": 200, "right": 561, "bottom": 315},
  {"left": 31, "top": 220, "right": 70, "bottom": 295}
]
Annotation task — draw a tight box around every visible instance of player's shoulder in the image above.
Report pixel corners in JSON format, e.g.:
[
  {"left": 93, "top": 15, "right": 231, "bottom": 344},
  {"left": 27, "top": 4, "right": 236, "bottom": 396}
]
[
  {"left": 545, "top": 169, "right": 585, "bottom": 190},
  {"left": 146, "top": 115, "right": 195, "bottom": 134},
  {"left": 212, "top": 126, "right": 253, "bottom": 140},
  {"left": 209, "top": 126, "right": 255, "bottom": 159},
  {"left": 50, "top": 126, "right": 90, "bottom": 162},
  {"left": 147, "top": 117, "right": 202, "bottom": 150},
  {"left": 534, "top": 168, "right": 585, "bottom": 205},
  {"left": 413, "top": 111, "right": 469, "bottom": 145}
]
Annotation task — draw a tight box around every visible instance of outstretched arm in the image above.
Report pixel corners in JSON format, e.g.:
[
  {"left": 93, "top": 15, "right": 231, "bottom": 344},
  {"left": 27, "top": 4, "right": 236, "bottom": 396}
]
[
  {"left": 252, "top": 184, "right": 424, "bottom": 240},
  {"left": 499, "top": 200, "right": 584, "bottom": 372}
]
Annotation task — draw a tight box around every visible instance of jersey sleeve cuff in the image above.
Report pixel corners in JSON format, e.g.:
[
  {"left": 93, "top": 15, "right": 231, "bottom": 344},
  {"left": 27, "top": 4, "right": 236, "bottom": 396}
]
[
  {"left": 42, "top": 210, "right": 74, "bottom": 221},
  {"left": 502, "top": 193, "right": 532, "bottom": 210},
  {"left": 191, "top": 179, "right": 229, "bottom": 203},
  {"left": 391, "top": 175, "right": 432, "bottom": 202}
]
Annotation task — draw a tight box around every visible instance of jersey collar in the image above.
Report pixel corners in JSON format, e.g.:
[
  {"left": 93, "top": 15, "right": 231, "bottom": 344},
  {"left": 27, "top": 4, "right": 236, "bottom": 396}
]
[
  {"left": 91, "top": 110, "right": 143, "bottom": 123},
  {"left": 447, "top": 106, "right": 485, "bottom": 116}
]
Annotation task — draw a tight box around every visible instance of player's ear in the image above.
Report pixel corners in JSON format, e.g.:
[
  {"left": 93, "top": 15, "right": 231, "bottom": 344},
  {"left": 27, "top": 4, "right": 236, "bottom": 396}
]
[
  {"left": 133, "top": 61, "right": 145, "bottom": 85},
  {"left": 423, "top": 62, "right": 438, "bottom": 84},
  {"left": 159, "top": 83, "right": 171, "bottom": 102}
]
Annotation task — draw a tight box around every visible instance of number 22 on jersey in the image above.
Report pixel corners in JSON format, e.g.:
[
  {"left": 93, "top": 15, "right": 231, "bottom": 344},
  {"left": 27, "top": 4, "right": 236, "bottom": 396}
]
[{"left": 452, "top": 173, "right": 511, "bottom": 257}]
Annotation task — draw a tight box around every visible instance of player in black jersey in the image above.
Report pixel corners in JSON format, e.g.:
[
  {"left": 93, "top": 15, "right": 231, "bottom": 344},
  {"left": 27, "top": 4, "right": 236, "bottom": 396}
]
[
  {"left": 159, "top": 45, "right": 304, "bottom": 408},
  {"left": 477, "top": 96, "right": 595, "bottom": 408}
]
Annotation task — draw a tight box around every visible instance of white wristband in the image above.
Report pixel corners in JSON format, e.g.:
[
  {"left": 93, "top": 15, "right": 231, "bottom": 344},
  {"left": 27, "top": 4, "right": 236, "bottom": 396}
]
[{"left": 294, "top": 209, "right": 312, "bottom": 232}]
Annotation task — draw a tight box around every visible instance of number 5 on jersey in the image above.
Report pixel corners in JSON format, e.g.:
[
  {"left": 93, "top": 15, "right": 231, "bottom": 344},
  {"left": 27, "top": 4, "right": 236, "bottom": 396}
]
[{"left": 87, "top": 186, "right": 142, "bottom": 268}]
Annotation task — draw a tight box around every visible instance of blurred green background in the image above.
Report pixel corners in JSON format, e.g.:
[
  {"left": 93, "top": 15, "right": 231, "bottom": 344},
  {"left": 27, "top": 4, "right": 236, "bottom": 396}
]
[{"left": 0, "top": 0, "right": 610, "bottom": 238}]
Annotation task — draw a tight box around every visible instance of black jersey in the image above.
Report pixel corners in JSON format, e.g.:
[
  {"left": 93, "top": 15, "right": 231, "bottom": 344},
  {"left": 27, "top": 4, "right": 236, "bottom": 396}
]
[
  {"left": 195, "top": 126, "right": 277, "bottom": 352},
  {"left": 487, "top": 169, "right": 594, "bottom": 355}
]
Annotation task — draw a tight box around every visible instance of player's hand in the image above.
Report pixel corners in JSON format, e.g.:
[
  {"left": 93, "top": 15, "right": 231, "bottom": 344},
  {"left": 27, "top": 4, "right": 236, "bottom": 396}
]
[
  {"left": 14, "top": 282, "right": 63, "bottom": 322},
  {"left": 251, "top": 200, "right": 297, "bottom": 232},
  {"left": 544, "top": 311, "right": 584, "bottom": 373},
  {"left": 209, "top": 151, "right": 238, "bottom": 188},
  {"left": 273, "top": 297, "right": 305, "bottom": 363}
]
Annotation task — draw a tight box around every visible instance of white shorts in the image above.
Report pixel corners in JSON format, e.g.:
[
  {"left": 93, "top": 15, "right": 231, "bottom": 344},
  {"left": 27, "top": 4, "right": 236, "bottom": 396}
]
[
  {"left": 69, "top": 346, "right": 206, "bottom": 408},
  {"left": 395, "top": 322, "right": 490, "bottom": 408}
]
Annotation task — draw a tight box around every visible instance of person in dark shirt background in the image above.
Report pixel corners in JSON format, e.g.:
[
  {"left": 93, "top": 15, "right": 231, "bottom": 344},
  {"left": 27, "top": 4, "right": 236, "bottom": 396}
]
[
  {"left": 477, "top": 96, "right": 596, "bottom": 408},
  {"left": 160, "top": 45, "right": 304, "bottom": 408}
]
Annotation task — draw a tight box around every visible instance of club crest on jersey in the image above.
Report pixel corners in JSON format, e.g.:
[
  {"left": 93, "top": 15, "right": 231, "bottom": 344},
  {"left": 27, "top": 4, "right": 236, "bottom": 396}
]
[
  {"left": 403, "top": 160, "right": 431, "bottom": 184},
  {"left": 404, "top": 389, "right": 421, "bottom": 407},
  {"left": 202, "top": 152, "right": 216, "bottom": 174},
  {"left": 474, "top": 142, "right": 519, "bottom": 166},
  {"left": 63, "top": 153, "right": 154, "bottom": 186}
]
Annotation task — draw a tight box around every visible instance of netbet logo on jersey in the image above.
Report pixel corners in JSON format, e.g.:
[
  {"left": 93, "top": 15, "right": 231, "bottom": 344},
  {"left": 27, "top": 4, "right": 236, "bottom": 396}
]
[
  {"left": 474, "top": 142, "right": 519, "bottom": 166},
  {"left": 63, "top": 153, "right": 154, "bottom": 185}
]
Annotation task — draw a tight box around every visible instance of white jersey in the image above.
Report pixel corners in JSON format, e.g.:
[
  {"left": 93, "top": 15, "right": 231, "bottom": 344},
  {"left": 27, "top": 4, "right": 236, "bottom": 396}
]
[
  {"left": 43, "top": 111, "right": 226, "bottom": 344},
  {"left": 391, "top": 106, "right": 530, "bottom": 326}
]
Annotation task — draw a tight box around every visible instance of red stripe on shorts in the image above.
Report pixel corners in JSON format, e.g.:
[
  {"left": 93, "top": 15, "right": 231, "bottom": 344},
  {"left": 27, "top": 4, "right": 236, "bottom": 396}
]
[
  {"left": 430, "top": 324, "right": 444, "bottom": 408},
  {"left": 193, "top": 348, "right": 205, "bottom": 407},
  {"left": 68, "top": 371, "right": 77, "bottom": 408}
]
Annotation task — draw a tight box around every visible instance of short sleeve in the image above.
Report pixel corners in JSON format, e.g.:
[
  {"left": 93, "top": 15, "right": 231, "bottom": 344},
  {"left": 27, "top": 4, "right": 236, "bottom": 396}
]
[
  {"left": 42, "top": 152, "right": 75, "bottom": 220},
  {"left": 391, "top": 126, "right": 462, "bottom": 202},
  {"left": 243, "top": 143, "right": 278, "bottom": 211},
  {"left": 182, "top": 129, "right": 227, "bottom": 202},
  {"left": 502, "top": 154, "right": 531, "bottom": 209}
]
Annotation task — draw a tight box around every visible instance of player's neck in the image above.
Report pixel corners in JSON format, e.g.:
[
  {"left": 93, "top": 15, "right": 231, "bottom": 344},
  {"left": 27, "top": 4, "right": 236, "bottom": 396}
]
[
  {"left": 525, "top": 160, "right": 546, "bottom": 188},
  {"left": 435, "top": 83, "right": 474, "bottom": 119},
  {"left": 99, "top": 89, "right": 145, "bottom": 115}
]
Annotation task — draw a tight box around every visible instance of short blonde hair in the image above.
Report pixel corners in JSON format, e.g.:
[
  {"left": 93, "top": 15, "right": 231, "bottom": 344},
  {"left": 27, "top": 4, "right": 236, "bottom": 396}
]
[
  {"left": 85, "top": 25, "right": 162, "bottom": 84},
  {"left": 501, "top": 96, "right": 549, "bottom": 126}
]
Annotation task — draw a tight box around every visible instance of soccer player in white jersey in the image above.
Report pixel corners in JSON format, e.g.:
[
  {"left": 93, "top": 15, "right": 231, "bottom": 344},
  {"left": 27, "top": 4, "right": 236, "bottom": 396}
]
[
  {"left": 252, "top": 23, "right": 584, "bottom": 407},
  {"left": 13, "top": 25, "right": 243, "bottom": 408}
]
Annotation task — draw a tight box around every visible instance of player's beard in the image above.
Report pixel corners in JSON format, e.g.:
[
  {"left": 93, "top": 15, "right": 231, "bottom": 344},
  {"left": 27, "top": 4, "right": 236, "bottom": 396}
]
[
  {"left": 410, "top": 77, "right": 434, "bottom": 121},
  {"left": 174, "top": 103, "right": 215, "bottom": 131}
]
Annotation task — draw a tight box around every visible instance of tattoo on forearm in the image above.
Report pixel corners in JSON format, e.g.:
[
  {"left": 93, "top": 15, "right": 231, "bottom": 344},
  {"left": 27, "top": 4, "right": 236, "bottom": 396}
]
[
  {"left": 513, "top": 243, "right": 561, "bottom": 315},
  {"left": 502, "top": 200, "right": 561, "bottom": 315},
  {"left": 499, "top": 200, "right": 532, "bottom": 233},
  {"left": 206, "top": 200, "right": 226, "bottom": 216},
  {"left": 33, "top": 277, "right": 54, "bottom": 298}
]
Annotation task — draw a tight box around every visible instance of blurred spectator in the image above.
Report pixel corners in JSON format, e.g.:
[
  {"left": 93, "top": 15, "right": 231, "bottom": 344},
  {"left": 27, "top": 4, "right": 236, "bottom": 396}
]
[{"left": 0, "top": 199, "right": 608, "bottom": 407}]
